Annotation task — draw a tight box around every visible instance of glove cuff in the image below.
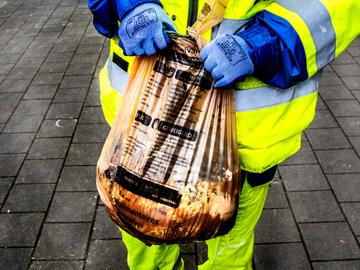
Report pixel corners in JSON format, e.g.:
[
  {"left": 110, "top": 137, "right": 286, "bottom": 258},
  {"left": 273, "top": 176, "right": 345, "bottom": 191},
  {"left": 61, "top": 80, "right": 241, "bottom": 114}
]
[
  {"left": 116, "top": 0, "right": 162, "bottom": 21},
  {"left": 237, "top": 23, "right": 280, "bottom": 77}
]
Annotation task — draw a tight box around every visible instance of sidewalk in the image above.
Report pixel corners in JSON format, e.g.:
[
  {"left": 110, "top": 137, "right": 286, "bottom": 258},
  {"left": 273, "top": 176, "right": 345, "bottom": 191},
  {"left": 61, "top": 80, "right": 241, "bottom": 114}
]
[{"left": 0, "top": 0, "right": 359, "bottom": 269}]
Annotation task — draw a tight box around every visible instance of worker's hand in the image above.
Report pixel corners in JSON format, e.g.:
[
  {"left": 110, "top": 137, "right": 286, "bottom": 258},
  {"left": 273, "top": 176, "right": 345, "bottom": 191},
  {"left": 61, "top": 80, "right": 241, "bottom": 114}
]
[
  {"left": 200, "top": 34, "right": 254, "bottom": 88},
  {"left": 118, "top": 3, "right": 176, "bottom": 56}
]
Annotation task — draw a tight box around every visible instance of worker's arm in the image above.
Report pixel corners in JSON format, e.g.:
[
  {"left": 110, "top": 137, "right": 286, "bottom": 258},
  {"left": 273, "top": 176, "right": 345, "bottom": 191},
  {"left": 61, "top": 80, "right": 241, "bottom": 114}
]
[
  {"left": 202, "top": 1, "right": 360, "bottom": 89},
  {"left": 88, "top": 0, "right": 175, "bottom": 56}
]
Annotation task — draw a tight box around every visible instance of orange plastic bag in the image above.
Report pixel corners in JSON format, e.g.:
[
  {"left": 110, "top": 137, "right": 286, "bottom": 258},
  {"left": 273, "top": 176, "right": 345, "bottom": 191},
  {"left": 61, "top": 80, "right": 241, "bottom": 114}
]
[{"left": 96, "top": 32, "right": 241, "bottom": 245}]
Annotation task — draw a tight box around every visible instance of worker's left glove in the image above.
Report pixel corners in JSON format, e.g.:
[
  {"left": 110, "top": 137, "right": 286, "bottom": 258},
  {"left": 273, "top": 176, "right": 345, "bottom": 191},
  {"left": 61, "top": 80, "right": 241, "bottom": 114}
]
[
  {"left": 117, "top": 3, "right": 176, "bottom": 56},
  {"left": 200, "top": 34, "right": 254, "bottom": 88}
]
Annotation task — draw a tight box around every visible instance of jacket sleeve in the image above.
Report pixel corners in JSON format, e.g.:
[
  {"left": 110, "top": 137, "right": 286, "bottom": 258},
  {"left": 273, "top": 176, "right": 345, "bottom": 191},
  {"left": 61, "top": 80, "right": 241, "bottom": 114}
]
[
  {"left": 88, "top": 0, "right": 161, "bottom": 38},
  {"left": 113, "top": 0, "right": 161, "bottom": 20},
  {"left": 237, "top": 0, "right": 360, "bottom": 89}
]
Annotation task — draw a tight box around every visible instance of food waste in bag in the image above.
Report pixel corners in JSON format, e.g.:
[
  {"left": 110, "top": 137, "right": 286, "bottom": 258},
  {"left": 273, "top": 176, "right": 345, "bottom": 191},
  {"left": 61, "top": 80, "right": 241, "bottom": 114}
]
[{"left": 97, "top": 32, "right": 241, "bottom": 245}]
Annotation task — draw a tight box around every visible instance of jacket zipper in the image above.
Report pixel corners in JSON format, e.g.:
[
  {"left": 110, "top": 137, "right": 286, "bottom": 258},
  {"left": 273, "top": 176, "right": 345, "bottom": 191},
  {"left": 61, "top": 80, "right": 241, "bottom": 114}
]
[{"left": 187, "top": 0, "right": 199, "bottom": 26}]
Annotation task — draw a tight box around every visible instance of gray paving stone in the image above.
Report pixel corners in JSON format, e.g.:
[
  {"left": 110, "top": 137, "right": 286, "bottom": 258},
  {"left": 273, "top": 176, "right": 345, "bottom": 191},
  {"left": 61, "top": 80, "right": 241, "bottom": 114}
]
[
  {"left": 0, "top": 63, "right": 14, "bottom": 75},
  {"left": 332, "top": 64, "right": 360, "bottom": 77},
  {"left": 316, "top": 95, "right": 327, "bottom": 110},
  {"left": 343, "top": 76, "right": 360, "bottom": 90},
  {"left": 0, "top": 133, "right": 35, "bottom": 153},
  {"left": 4, "top": 114, "right": 43, "bottom": 133},
  {"left": 73, "top": 124, "right": 109, "bottom": 143},
  {"left": 60, "top": 75, "right": 92, "bottom": 89},
  {"left": 30, "top": 261, "right": 84, "bottom": 270},
  {"left": 319, "top": 84, "right": 354, "bottom": 100},
  {"left": 319, "top": 72, "right": 343, "bottom": 86},
  {"left": 37, "top": 119, "right": 77, "bottom": 137},
  {"left": 84, "top": 91, "right": 101, "bottom": 106},
  {"left": 341, "top": 203, "right": 360, "bottom": 235},
  {"left": 32, "top": 72, "right": 63, "bottom": 86},
  {"left": 71, "top": 54, "right": 99, "bottom": 65},
  {"left": 57, "top": 166, "right": 96, "bottom": 191},
  {"left": 327, "top": 174, "right": 360, "bottom": 202},
  {"left": 85, "top": 239, "right": 129, "bottom": 270},
  {"left": 45, "top": 51, "right": 74, "bottom": 63},
  {"left": 279, "top": 165, "right": 329, "bottom": 191},
  {"left": 316, "top": 149, "right": 360, "bottom": 174},
  {"left": 0, "top": 248, "right": 33, "bottom": 270},
  {"left": 0, "top": 54, "right": 20, "bottom": 64},
  {"left": 288, "top": 191, "right": 344, "bottom": 222},
  {"left": 14, "top": 100, "right": 51, "bottom": 116},
  {"left": 331, "top": 51, "right": 357, "bottom": 64},
  {"left": 348, "top": 46, "right": 360, "bottom": 57},
  {"left": 28, "top": 138, "right": 71, "bottom": 159},
  {"left": 52, "top": 43, "right": 78, "bottom": 53},
  {"left": 312, "top": 261, "right": 360, "bottom": 270},
  {"left": 46, "top": 102, "right": 82, "bottom": 119},
  {"left": 255, "top": 209, "right": 300, "bottom": 243},
  {"left": 0, "top": 79, "right": 30, "bottom": 93},
  {"left": 16, "top": 57, "right": 44, "bottom": 68},
  {"left": 6, "top": 67, "right": 38, "bottom": 80},
  {"left": 349, "top": 136, "right": 360, "bottom": 155},
  {"left": 327, "top": 100, "right": 360, "bottom": 117},
  {"left": 0, "top": 213, "right": 44, "bottom": 247},
  {"left": 66, "top": 62, "right": 96, "bottom": 75},
  {"left": 34, "top": 223, "right": 91, "bottom": 260},
  {"left": 0, "top": 93, "right": 22, "bottom": 108},
  {"left": 79, "top": 106, "right": 107, "bottom": 124},
  {"left": 282, "top": 142, "right": 318, "bottom": 165},
  {"left": 39, "top": 61, "right": 69, "bottom": 73},
  {"left": 0, "top": 178, "right": 13, "bottom": 205},
  {"left": 17, "top": 159, "right": 63, "bottom": 184},
  {"left": 306, "top": 128, "right": 351, "bottom": 149},
  {"left": 300, "top": 222, "right": 360, "bottom": 260},
  {"left": 337, "top": 117, "right": 360, "bottom": 136},
  {"left": 309, "top": 110, "right": 338, "bottom": 128},
  {"left": 2, "top": 183, "right": 55, "bottom": 212},
  {"left": 65, "top": 143, "right": 103, "bottom": 165},
  {"left": 0, "top": 154, "right": 26, "bottom": 177},
  {"left": 47, "top": 192, "right": 97, "bottom": 222},
  {"left": 264, "top": 181, "right": 289, "bottom": 209},
  {"left": 23, "top": 85, "right": 58, "bottom": 99},
  {"left": 254, "top": 243, "right": 311, "bottom": 270},
  {"left": 53, "top": 88, "right": 87, "bottom": 103},
  {"left": 354, "top": 90, "right": 360, "bottom": 102},
  {"left": 92, "top": 206, "right": 121, "bottom": 239}
]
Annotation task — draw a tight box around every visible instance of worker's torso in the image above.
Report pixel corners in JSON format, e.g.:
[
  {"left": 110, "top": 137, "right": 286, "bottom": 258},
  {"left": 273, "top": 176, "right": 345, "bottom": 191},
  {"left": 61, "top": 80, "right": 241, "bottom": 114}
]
[{"left": 101, "top": 0, "right": 319, "bottom": 173}]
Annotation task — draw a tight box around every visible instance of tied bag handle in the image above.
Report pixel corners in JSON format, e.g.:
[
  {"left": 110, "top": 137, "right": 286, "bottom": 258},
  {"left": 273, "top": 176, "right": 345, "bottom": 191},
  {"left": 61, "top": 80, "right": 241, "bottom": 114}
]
[{"left": 188, "top": 0, "right": 229, "bottom": 47}]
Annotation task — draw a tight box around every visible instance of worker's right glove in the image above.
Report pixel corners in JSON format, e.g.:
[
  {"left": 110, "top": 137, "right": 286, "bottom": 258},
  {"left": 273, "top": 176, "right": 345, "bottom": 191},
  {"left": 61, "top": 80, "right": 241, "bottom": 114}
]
[{"left": 117, "top": 3, "right": 176, "bottom": 56}]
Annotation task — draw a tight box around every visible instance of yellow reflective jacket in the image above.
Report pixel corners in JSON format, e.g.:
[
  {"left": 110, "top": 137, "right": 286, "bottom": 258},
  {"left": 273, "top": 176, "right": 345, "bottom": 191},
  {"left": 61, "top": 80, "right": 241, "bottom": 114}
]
[{"left": 98, "top": 0, "right": 360, "bottom": 173}]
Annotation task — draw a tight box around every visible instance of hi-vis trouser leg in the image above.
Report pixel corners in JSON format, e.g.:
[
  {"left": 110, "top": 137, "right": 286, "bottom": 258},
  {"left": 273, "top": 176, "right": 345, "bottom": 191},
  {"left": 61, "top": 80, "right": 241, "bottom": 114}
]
[
  {"left": 198, "top": 178, "right": 270, "bottom": 270},
  {"left": 120, "top": 228, "right": 184, "bottom": 270},
  {"left": 119, "top": 176, "right": 270, "bottom": 270}
]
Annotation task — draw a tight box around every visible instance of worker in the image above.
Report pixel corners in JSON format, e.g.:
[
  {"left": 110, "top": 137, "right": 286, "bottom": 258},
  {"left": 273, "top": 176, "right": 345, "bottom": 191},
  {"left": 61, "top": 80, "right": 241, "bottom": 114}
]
[{"left": 88, "top": 0, "right": 360, "bottom": 269}]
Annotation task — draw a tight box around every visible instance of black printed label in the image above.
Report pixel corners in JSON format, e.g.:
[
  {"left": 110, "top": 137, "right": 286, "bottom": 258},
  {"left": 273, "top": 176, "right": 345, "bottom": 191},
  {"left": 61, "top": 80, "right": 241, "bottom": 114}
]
[
  {"left": 157, "top": 120, "right": 198, "bottom": 142},
  {"left": 216, "top": 34, "right": 247, "bottom": 66},
  {"left": 175, "top": 70, "right": 212, "bottom": 89},
  {"left": 126, "top": 8, "right": 158, "bottom": 37},
  {"left": 135, "top": 110, "right": 152, "bottom": 126},
  {"left": 115, "top": 165, "right": 182, "bottom": 208}
]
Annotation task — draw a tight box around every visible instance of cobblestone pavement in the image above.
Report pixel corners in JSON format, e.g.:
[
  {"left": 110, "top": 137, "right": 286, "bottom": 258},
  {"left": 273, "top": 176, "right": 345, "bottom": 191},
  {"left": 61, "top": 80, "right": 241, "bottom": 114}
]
[{"left": 0, "top": 0, "right": 359, "bottom": 269}]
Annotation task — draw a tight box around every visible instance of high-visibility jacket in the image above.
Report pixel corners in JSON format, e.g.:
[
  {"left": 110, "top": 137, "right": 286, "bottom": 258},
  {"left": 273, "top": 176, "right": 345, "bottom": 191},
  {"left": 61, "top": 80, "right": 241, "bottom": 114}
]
[{"left": 92, "top": 0, "right": 360, "bottom": 174}]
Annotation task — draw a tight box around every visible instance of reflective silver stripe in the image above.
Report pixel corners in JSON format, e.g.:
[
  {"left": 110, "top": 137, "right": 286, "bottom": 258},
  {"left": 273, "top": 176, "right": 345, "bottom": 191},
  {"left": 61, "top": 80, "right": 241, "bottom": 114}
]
[
  {"left": 235, "top": 75, "right": 319, "bottom": 112},
  {"left": 107, "top": 57, "right": 129, "bottom": 95},
  {"left": 214, "top": 18, "right": 250, "bottom": 37},
  {"left": 277, "top": 0, "right": 336, "bottom": 69}
]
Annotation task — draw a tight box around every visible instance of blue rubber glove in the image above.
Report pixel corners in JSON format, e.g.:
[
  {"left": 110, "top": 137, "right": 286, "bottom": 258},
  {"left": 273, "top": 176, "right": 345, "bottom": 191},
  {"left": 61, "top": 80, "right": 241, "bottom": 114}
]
[
  {"left": 117, "top": 3, "right": 176, "bottom": 56},
  {"left": 200, "top": 34, "right": 254, "bottom": 88}
]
